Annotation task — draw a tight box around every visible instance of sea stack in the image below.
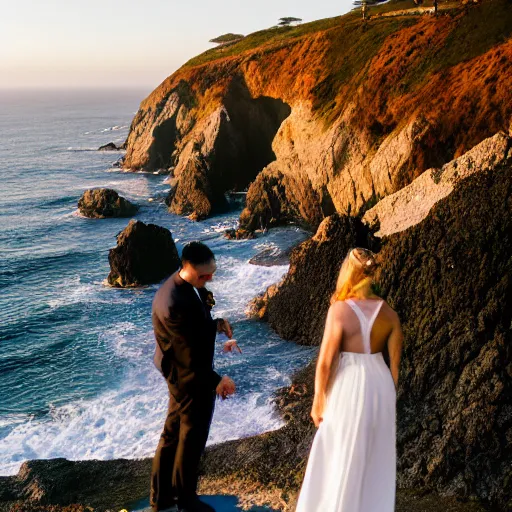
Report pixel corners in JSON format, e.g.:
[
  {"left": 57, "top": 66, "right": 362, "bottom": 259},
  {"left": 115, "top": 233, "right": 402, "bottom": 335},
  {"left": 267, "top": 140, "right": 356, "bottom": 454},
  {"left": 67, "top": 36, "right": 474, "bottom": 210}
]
[
  {"left": 107, "top": 220, "right": 180, "bottom": 287},
  {"left": 78, "top": 188, "right": 138, "bottom": 219}
]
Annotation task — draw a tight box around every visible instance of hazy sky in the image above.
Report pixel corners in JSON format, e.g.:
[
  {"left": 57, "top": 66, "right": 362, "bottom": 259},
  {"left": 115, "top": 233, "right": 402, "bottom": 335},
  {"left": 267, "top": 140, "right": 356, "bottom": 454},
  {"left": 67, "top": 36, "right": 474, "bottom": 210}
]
[{"left": 1, "top": 0, "right": 355, "bottom": 90}]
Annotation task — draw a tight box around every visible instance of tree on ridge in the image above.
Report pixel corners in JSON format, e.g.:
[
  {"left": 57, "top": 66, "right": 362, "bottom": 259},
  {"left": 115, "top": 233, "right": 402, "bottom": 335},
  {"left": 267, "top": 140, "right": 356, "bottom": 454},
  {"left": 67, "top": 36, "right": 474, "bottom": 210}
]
[
  {"left": 278, "top": 17, "right": 303, "bottom": 26},
  {"left": 209, "top": 33, "right": 245, "bottom": 45}
]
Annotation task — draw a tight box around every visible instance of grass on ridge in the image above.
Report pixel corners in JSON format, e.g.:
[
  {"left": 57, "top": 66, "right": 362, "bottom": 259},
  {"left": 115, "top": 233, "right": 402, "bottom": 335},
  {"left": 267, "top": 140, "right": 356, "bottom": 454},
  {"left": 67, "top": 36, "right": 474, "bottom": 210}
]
[
  {"left": 436, "top": 0, "right": 512, "bottom": 69},
  {"left": 184, "top": 15, "right": 349, "bottom": 68}
]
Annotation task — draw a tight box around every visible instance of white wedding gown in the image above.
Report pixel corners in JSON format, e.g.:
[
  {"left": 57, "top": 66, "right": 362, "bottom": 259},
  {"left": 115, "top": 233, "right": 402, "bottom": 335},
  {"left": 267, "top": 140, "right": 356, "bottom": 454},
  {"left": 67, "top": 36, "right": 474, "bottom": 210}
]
[{"left": 296, "top": 299, "right": 396, "bottom": 512}]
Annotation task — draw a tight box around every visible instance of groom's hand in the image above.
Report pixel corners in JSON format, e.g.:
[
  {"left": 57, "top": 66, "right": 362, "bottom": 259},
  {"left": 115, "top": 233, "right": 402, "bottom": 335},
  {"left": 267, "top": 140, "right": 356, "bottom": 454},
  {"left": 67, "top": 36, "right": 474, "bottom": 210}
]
[
  {"left": 217, "top": 318, "right": 233, "bottom": 338},
  {"left": 216, "top": 376, "right": 236, "bottom": 400}
]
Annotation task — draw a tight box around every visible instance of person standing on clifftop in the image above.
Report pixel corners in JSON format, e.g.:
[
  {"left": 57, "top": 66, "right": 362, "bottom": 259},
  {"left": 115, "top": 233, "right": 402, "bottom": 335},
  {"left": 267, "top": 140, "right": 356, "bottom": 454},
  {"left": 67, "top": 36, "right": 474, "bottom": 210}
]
[{"left": 150, "top": 241, "right": 241, "bottom": 512}]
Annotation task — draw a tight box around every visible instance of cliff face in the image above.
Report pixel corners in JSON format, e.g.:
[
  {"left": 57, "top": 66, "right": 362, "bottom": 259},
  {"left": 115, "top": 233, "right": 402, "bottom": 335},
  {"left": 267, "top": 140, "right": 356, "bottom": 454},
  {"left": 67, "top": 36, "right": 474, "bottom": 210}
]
[
  {"left": 124, "top": 0, "right": 512, "bottom": 224},
  {"left": 244, "top": 132, "right": 512, "bottom": 509}
]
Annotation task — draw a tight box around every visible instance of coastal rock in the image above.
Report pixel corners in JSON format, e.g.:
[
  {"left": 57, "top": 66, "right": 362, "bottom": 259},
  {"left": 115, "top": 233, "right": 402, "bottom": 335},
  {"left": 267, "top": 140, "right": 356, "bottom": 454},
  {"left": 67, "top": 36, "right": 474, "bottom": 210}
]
[
  {"left": 77, "top": 188, "right": 138, "bottom": 219},
  {"left": 123, "top": 4, "right": 512, "bottom": 223},
  {"left": 0, "top": 451, "right": 487, "bottom": 512},
  {"left": 0, "top": 458, "right": 151, "bottom": 511},
  {"left": 254, "top": 214, "right": 377, "bottom": 344},
  {"left": 239, "top": 167, "right": 326, "bottom": 231},
  {"left": 112, "top": 156, "right": 125, "bottom": 168},
  {"left": 377, "top": 164, "right": 512, "bottom": 509},
  {"left": 363, "top": 131, "right": 512, "bottom": 236},
  {"left": 253, "top": 156, "right": 512, "bottom": 508},
  {"left": 107, "top": 220, "right": 180, "bottom": 287},
  {"left": 249, "top": 247, "right": 292, "bottom": 267},
  {"left": 198, "top": 361, "right": 489, "bottom": 512},
  {"left": 97, "top": 142, "right": 120, "bottom": 151},
  {"left": 166, "top": 78, "right": 292, "bottom": 220},
  {"left": 125, "top": 76, "right": 291, "bottom": 220},
  {"left": 223, "top": 228, "right": 255, "bottom": 240}
]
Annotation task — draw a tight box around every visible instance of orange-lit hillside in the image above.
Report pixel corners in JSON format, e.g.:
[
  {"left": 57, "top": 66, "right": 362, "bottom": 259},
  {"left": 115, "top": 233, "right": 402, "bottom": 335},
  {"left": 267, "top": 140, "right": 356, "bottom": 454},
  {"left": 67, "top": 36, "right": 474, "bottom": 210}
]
[{"left": 124, "top": 0, "right": 512, "bottom": 223}]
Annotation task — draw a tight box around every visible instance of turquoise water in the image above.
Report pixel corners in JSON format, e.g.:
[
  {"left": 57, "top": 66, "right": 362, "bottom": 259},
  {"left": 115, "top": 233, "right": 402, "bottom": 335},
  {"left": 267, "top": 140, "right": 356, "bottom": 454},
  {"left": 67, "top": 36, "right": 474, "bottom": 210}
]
[{"left": 0, "top": 89, "right": 315, "bottom": 477}]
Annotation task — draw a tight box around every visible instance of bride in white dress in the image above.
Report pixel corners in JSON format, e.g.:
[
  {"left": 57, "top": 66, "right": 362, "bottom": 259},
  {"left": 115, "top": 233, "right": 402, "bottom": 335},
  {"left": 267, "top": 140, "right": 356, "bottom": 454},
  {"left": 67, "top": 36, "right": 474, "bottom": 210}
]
[{"left": 296, "top": 248, "right": 404, "bottom": 512}]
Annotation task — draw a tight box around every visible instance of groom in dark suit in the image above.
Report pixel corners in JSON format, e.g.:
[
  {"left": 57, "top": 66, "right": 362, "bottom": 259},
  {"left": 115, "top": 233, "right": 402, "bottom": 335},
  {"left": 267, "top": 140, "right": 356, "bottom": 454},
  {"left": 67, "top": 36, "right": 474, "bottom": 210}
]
[{"left": 150, "top": 241, "right": 239, "bottom": 512}]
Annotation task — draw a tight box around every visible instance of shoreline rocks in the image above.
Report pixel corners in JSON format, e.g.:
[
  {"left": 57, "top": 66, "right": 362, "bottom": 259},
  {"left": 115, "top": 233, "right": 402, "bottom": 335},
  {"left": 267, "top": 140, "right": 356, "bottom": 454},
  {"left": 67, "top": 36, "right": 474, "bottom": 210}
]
[
  {"left": 78, "top": 189, "right": 138, "bottom": 219},
  {"left": 0, "top": 458, "right": 151, "bottom": 512},
  {"left": 107, "top": 220, "right": 180, "bottom": 287},
  {"left": 0, "top": 368, "right": 488, "bottom": 512},
  {"left": 98, "top": 142, "right": 122, "bottom": 151}
]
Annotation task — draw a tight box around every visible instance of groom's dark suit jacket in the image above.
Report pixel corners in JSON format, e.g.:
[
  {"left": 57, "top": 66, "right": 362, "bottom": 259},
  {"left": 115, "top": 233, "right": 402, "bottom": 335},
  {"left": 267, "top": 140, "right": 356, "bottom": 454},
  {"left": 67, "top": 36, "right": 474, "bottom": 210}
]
[{"left": 152, "top": 271, "right": 221, "bottom": 400}]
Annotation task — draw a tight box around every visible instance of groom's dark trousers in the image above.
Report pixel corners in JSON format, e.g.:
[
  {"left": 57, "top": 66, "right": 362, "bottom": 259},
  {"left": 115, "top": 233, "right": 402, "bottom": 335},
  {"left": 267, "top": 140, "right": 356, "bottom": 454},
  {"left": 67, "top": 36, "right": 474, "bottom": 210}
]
[{"left": 150, "top": 271, "right": 221, "bottom": 511}]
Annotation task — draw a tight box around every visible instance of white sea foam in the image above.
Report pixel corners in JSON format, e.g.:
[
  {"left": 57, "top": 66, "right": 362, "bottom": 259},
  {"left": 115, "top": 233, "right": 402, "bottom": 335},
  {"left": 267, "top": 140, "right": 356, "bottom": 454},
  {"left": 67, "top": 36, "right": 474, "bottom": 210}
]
[
  {"left": 101, "top": 125, "right": 128, "bottom": 132},
  {"left": 104, "top": 178, "right": 154, "bottom": 198},
  {"left": 47, "top": 276, "right": 134, "bottom": 309},
  {"left": 66, "top": 147, "right": 99, "bottom": 152},
  {"left": 83, "top": 125, "right": 128, "bottom": 135},
  {"left": 0, "top": 341, "right": 290, "bottom": 476},
  {"left": 208, "top": 257, "right": 288, "bottom": 321}
]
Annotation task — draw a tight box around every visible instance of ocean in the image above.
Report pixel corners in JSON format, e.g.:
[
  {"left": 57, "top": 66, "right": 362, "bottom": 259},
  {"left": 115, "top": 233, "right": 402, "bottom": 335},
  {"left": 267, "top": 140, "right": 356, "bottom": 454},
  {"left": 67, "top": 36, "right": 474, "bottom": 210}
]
[{"left": 0, "top": 88, "right": 315, "bottom": 477}]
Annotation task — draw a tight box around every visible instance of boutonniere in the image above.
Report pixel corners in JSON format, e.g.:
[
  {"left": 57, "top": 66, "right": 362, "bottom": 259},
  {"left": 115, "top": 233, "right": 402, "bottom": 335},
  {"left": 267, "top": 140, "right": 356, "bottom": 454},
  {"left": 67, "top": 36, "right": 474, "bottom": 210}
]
[{"left": 205, "top": 290, "right": 215, "bottom": 311}]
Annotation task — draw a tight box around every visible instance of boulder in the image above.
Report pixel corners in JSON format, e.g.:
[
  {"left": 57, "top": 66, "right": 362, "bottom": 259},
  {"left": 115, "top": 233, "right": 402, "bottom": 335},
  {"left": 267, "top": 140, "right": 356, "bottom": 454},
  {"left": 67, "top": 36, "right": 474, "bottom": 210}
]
[
  {"left": 107, "top": 220, "right": 180, "bottom": 287},
  {"left": 112, "top": 156, "right": 125, "bottom": 168},
  {"left": 97, "top": 142, "right": 119, "bottom": 151},
  {"left": 239, "top": 169, "right": 326, "bottom": 233},
  {"left": 224, "top": 228, "right": 256, "bottom": 240},
  {"left": 78, "top": 189, "right": 138, "bottom": 219},
  {"left": 249, "top": 247, "right": 292, "bottom": 267}
]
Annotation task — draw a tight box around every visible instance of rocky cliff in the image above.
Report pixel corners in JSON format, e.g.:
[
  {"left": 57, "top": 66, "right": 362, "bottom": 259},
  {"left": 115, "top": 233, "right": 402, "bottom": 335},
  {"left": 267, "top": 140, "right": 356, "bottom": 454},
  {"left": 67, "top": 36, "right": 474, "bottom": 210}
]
[
  {"left": 245, "top": 131, "right": 512, "bottom": 509},
  {"left": 124, "top": 0, "right": 512, "bottom": 225}
]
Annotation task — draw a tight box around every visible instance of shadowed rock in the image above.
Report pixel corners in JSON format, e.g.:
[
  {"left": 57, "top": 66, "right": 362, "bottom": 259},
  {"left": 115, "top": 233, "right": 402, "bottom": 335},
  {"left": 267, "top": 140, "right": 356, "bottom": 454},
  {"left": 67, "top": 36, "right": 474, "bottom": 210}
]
[
  {"left": 224, "top": 228, "right": 256, "bottom": 240},
  {"left": 0, "top": 458, "right": 151, "bottom": 511},
  {"left": 247, "top": 156, "right": 512, "bottom": 509},
  {"left": 98, "top": 142, "right": 120, "bottom": 151},
  {"left": 249, "top": 214, "right": 377, "bottom": 344},
  {"left": 78, "top": 188, "right": 138, "bottom": 219},
  {"left": 239, "top": 169, "right": 326, "bottom": 232},
  {"left": 249, "top": 247, "right": 292, "bottom": 267},
  {"left": 107, "top": 220, "right": 180, "bottom": 287},
  {"left": 377, "top": 164, "right": 512, "bottom": 509},
  {"left": 166, "top": 77, "right": 292, "bottom": 220}
]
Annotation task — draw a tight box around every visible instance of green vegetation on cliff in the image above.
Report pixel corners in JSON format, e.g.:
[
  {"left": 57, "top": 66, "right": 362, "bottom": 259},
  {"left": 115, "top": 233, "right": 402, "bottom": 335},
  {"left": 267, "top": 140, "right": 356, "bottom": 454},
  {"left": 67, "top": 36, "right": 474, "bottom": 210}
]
[{"left": 183, "top": 0, "right": 512, "bottom": 125}]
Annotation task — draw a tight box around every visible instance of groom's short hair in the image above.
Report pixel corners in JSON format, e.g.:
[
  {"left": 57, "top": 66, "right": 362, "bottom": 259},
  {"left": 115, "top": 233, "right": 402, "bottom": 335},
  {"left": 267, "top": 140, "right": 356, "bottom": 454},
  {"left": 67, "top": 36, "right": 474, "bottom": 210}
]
[{"left": 181, "top": 241, "right": 215, "bottom": 266}]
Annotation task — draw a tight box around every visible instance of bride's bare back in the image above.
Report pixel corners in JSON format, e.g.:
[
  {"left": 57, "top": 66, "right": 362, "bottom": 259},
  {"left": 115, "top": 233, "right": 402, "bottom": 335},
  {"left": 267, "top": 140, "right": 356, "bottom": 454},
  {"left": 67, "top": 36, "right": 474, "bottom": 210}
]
[
  {"left": 321, "top": 297, "right": 403, "bottom": 387},
  {"left": 339, "top": 298, "right": 396, "bottom": 354}
]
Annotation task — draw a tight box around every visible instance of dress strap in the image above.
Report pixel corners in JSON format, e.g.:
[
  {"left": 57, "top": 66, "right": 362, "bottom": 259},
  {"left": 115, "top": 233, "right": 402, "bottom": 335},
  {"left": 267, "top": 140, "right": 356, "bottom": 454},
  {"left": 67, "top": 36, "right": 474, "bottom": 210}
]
[{"left": 346, "top": 299, "right": 384, "bottom": 354}]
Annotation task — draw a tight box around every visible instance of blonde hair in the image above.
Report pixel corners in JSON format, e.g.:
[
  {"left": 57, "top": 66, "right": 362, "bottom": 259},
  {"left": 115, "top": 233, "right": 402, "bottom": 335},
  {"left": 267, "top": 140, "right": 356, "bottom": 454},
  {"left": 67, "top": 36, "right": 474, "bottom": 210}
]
[{"left": 331, "top": 248, "right": 379, "bottom": 304}]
